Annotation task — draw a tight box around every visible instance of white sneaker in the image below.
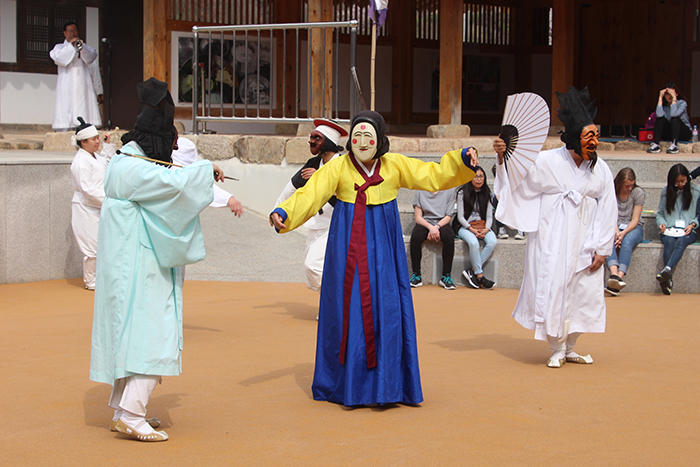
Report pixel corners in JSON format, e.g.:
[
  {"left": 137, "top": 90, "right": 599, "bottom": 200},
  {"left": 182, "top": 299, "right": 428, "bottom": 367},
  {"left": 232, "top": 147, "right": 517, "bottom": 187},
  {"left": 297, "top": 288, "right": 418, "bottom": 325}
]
[
  {"left": 497, "top": 227, "right": 509, "bottom": 239},
  {"left": 514, "top": 230, "right": 525, "bottom": 240}
]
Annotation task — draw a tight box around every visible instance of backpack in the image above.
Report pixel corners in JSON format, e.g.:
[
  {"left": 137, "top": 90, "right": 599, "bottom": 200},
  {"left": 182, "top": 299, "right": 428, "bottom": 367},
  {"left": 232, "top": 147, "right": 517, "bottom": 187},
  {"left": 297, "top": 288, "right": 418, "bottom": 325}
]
[{"left": 644, "top": 112, "right": 656, "bottom": 129}]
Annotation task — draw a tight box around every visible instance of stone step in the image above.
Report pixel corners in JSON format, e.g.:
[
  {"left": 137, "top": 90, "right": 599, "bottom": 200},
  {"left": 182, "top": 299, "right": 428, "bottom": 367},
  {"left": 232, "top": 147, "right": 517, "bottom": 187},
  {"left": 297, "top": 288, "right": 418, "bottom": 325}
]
[{"left": 407, "top": 237, "right": 700, "bottom": 294}]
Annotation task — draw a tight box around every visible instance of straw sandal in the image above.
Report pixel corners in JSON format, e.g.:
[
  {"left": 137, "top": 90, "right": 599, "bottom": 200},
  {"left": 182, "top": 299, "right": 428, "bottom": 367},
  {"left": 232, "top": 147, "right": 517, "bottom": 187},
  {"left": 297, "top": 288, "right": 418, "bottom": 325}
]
[
  {"left": 114, "top": 418, "right": 169, "bottom": 442},
  {"left": 110, "top": 417, "right": 161, "bottom": 432},
  {"left": 546, "top": 357, "right": 565, "bottom": 368},
  {"left": 565, "top": 354, "right": 594, "bottom": 364}
]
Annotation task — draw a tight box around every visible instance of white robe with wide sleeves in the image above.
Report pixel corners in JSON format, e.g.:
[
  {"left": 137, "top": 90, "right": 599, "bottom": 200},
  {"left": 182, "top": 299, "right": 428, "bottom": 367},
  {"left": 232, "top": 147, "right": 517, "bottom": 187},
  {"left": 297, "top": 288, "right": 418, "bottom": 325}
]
[
  {"left": 494, "top": 146, "right": 617, "bottom": 340},
  {"left": 50, "top": 40, "right": 102, "bottom": 129}
]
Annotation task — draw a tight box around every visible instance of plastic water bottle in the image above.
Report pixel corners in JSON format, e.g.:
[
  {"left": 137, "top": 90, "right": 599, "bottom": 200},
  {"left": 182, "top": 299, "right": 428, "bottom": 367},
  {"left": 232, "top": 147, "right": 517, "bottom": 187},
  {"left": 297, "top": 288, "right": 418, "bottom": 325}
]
[{"left": 693, "top": 125, "right": 698, "bottom": 143}]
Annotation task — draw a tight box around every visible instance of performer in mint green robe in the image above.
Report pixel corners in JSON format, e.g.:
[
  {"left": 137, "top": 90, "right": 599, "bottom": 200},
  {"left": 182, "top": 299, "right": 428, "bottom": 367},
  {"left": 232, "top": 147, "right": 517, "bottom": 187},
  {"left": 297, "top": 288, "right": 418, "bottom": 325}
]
[
  {"left": 89, "top": 78, "right": 223, "bottom": 442},
  {"left": 89, "top": 141, "right": 214, "bottom": 384}
]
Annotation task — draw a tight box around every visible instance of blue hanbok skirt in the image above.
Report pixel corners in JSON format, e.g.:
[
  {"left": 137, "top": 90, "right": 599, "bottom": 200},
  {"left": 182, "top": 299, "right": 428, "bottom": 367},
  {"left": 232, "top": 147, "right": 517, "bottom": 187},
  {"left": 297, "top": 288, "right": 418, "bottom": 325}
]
[{"left": 312, "top": 199, "right": 423, "bottom": 406}]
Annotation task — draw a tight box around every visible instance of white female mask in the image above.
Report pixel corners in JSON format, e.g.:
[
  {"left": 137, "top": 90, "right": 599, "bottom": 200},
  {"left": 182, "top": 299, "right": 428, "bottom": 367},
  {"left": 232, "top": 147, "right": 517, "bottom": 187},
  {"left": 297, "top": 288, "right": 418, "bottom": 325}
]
[{"left": 350, "top": 122, "right": 378, "bottom": 162}]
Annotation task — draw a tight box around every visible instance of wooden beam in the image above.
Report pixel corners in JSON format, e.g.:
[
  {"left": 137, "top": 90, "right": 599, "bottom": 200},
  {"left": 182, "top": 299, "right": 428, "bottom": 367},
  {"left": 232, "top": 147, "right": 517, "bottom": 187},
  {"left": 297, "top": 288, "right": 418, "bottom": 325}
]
[
  {"left": 143, "top": 0, "right": 167, "bottom": 82},
  {"left": 274, "top": 0, "right": 303, "bottom": 118},
  {"left": 308, "top": 0, "right": 334, "bottom": 119},
  {"left": 391, "top": 0, "right": 415, "bottom": 125},
  {"left": 439, "top": 0, "right": 463, "bottom": 125},
  {"left": 551, "top": 0, "right": 574, "bottom": 124}
]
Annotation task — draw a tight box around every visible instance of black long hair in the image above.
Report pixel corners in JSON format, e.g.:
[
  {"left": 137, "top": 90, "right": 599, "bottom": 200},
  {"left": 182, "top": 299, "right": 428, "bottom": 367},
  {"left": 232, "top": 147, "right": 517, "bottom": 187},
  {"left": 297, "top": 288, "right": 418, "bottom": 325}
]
[
  {"left": 664, "top": 82, "right": 687, "bottom": 104},
  {"left": 665, "top": 163, "right": 692, "bottom": 214},
  {"left": 461, "top": 166, "right": 491, "bottom": 220}
]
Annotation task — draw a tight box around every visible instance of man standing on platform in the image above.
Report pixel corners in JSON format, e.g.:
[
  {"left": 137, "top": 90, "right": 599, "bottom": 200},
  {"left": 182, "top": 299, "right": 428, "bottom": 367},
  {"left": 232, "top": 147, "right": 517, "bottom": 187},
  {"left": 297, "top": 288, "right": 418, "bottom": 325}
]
[
  {"left": 492, "top": 87, "right": 617, "bottom": 368},
  {"left": 50, "top": 22, "right": 103, "bottom": 130}
]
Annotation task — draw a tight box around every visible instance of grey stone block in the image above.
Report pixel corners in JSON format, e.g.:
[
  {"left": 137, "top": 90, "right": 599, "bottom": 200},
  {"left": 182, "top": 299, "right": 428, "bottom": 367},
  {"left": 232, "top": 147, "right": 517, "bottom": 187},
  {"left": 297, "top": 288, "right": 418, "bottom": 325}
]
[
  {"left": 43, "top": 130, "right": 128, "bottom": 152},
  {"left": 388, "top": 137, "right": 420, "bottom": 153},
  {"left": 197, "top": 135, "right": 239, "bottom": 161},
  {"left": 234, "top": 136, "right": 287, "bottom": 164},
  {"left": 296, "top": 122, "right": 315, "bottom": 136},
  {"left": 285, "top": 137, "right": 312, "bottom": 164},
  {"left": 419, "top": 138, "right": 456, "bottom": 153},
  {"left": 426, "top": 124, "right": 471, "bottom": 139},
  {"left": 42, "top": 132, "right": 74, "bottom": 152}
]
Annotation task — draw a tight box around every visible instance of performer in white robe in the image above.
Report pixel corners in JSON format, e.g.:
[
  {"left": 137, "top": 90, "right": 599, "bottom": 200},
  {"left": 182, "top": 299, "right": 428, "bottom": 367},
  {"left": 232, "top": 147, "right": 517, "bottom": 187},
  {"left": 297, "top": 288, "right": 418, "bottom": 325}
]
[
  {"left": 275, "top": 119, "right": 348, "bottom": 293},
  {"left": 69, "top": 118, "right": 115, "bottom": 289},
  {"left": 493, "top": 87, "right": 617, "bottom": 368},
  {"left": 172, "top": 137, "right": 243, "bottom": 216},
  {"left": 50, "top": 22, "right": 103, "bottom": 130}
]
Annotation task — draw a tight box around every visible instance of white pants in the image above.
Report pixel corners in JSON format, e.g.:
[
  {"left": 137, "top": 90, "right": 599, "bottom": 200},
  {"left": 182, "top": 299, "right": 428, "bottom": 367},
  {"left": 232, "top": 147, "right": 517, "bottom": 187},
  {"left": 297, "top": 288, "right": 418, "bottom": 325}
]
[
  {"left": 547, "top": 332, "right": 582, "bottom": 355},
  {"left": 71, "top": 202, "right": 100, "bottom": 289},
  {"left": 83, "top": 256, "right": 96, "bottom": 289},
  {"left": 109, "top": 375, "right": 160, "bottom": 417},
  {"left": 304, "top": 228, "right": 329, "bottom": 292}
]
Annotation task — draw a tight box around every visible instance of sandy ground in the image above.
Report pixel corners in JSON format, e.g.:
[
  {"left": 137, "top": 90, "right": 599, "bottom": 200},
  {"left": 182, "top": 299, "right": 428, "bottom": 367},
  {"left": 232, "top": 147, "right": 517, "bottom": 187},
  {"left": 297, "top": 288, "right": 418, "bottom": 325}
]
[{"left": 1, "top": 279, "right": 698, "bottom": 466}]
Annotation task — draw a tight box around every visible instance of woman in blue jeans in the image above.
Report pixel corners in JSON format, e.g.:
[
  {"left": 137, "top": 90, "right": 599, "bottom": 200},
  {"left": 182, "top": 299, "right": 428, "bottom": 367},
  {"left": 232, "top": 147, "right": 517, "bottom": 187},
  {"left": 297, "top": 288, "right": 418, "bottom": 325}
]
[
  {"left": 605, "top": 168, "right": 645, "bottom": 296},
  {"left": 456, "top": 166, "right": 497, "bottom": 289},
  {"left": 655, "top": 163, "right": 700, "bottom": 295}
]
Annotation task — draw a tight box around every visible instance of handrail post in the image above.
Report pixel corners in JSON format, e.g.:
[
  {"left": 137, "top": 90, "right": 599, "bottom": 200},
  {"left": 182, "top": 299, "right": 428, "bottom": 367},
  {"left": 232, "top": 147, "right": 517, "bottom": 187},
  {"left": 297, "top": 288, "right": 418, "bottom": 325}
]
[
  {"left": 192, "top": 28, "right": 199, "bottom": 134},
  {"left": 350, "top": 25, "right": 357, "bottom": 120}
]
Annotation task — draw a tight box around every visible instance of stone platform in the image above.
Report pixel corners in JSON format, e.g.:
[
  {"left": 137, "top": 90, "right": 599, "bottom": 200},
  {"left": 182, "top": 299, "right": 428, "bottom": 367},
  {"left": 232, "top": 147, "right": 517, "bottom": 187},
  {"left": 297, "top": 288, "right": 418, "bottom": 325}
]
[{"left": 3, "top": 134, "right": 700, "bottom": 293}]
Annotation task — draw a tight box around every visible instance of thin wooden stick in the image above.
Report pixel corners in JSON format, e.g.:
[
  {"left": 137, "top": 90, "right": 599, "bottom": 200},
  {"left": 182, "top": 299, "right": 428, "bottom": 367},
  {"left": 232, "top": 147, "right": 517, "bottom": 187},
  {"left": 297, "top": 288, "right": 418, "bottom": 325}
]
[{"left": 118, "top": 151, "right": 239, "bottom": 180}]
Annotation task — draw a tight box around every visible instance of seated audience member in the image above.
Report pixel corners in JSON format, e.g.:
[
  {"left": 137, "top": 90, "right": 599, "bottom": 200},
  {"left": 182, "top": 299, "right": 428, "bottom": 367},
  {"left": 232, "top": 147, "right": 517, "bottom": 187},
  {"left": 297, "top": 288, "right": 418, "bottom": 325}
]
[
  {"left": 410, "top": 188, "right": 458, "bottom": 290},
  {"left": 655, "top": 163, "right": 699, "bottom": 295},
  {"left": 647, "top": 83, "right": 692, "bottom": 154},
  {"left": 605, "top": 168, "right": 645, "bottom": 296},
  {"left": 455, "top": 166, "right": 496, "bottom": 289}
]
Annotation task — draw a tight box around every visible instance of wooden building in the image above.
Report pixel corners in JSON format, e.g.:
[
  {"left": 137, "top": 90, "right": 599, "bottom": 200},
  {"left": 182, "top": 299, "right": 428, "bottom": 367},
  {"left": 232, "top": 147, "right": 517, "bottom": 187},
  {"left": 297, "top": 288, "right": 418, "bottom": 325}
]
[{"left": 3, "top": 0, "right": 699, "bottom": 134}]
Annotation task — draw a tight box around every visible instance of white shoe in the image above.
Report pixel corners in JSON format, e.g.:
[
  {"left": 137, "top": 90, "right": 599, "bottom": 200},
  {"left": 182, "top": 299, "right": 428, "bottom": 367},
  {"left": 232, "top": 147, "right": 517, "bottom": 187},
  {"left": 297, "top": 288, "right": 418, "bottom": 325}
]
[
  {"left": 114, "top": 418, "right": 169, "bottom": 442},
  {"left": 497, "top": 227, "right": 509, "bottom": 239},
  {"left": 514, "top": 230, "right": 525, "bottom": 240},
  {"left": 547, "top": 357, "right": 565, "bottom": 368},
  {"left": 565, "top": 353, "right": 594, "bottom": 364}
]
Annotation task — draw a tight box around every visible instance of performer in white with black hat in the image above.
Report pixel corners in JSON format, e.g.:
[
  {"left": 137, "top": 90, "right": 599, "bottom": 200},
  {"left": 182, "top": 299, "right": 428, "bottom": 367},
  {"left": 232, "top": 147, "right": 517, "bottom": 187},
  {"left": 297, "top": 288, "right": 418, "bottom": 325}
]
[
  {"left": 69, "top": 117, "right": 115, "bottom": 289},
  {"left": 493, "top": 87, "right": 617, "bottom": 368},
  {"left": 275, "top": 119, "right": 348, "bottom": 298}
]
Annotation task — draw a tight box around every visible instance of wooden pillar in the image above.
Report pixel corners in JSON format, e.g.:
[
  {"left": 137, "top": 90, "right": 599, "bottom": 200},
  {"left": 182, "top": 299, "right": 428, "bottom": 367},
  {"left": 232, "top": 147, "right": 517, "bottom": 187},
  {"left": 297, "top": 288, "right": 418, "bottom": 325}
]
[
  {"left": 274, "top": 0, "right": 302, "bottom": 118},
  {"left": 439, "top": 0, "right": 463, "bottom": 125},
  {"left": 391, "top": 0, "right": 414, "bottom": 125},
  {"left": 551, "top": 0, "right": 575, "bottom": 124},
  {"left": 143, "top": 0, "right": 167, "bottom": 82},
  {"left": 308, "top": 0, "right": 333, "bottom": 118}
]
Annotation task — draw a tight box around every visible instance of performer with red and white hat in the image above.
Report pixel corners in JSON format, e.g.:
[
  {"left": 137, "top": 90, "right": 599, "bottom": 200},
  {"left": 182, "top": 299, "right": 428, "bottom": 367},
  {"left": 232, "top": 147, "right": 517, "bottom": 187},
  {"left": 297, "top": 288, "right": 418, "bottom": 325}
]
[{"left": 275, "top": 119, "right": 348, "bottom": 297}]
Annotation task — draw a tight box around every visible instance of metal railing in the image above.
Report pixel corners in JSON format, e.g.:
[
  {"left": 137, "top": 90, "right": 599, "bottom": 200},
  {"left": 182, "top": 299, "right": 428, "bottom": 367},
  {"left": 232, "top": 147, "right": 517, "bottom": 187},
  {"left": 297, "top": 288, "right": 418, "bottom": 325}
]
[{"left": 191, "top": 20, "right": 360, "bottom": 134}]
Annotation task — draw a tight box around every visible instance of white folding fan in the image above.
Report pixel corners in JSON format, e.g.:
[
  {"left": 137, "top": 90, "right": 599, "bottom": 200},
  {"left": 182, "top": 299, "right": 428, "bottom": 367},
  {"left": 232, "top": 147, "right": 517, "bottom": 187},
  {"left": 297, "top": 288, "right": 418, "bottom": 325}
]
[{"left": 499, "top": 92, "right": 550, "bottom": 191}]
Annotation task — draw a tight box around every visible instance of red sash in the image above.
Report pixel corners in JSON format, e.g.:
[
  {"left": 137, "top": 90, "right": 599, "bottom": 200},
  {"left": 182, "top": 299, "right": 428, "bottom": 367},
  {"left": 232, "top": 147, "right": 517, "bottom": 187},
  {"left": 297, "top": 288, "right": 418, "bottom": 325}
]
[{"left": 339, "top": 155, "right": 384, "bottom": 369}]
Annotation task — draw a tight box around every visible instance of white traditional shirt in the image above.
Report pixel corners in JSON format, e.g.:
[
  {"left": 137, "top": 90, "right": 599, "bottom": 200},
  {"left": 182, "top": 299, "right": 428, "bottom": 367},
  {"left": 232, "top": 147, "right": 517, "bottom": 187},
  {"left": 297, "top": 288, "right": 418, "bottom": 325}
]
[
  {"left": 276, "top": 153, "right": 340, "bottom": 231},
  {"left": 50, "top": 40, "right": 103, "bottom": 129},
  {"left": 495, "top": 146, "right": 617, "bottom": 340}
]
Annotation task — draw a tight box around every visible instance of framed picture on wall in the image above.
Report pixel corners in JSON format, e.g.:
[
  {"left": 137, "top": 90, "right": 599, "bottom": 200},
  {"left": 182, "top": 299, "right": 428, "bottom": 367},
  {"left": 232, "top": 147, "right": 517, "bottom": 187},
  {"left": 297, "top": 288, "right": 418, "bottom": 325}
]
[{"left": 171, "top": 31, "right": 274, "bottom": 108}]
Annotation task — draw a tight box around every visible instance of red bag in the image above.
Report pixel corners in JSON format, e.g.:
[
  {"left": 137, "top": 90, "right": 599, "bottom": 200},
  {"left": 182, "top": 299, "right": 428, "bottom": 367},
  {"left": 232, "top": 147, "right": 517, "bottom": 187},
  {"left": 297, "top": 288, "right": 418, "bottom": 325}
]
[
  {"left": 638, "top": 129, "right": 654, "bottom": 141},
  {"left": 638, "top": 112, "right": 656, "bottom": 141}
]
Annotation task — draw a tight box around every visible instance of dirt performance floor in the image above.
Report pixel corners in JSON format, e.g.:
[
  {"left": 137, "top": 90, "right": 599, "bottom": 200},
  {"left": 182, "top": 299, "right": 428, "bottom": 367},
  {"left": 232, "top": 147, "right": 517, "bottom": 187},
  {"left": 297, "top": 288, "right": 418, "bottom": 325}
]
[{"left": 1, "top": 279, "right": 698, "bottom": 466}]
